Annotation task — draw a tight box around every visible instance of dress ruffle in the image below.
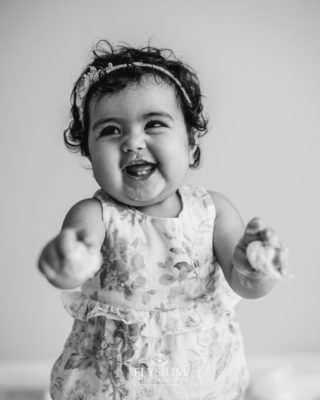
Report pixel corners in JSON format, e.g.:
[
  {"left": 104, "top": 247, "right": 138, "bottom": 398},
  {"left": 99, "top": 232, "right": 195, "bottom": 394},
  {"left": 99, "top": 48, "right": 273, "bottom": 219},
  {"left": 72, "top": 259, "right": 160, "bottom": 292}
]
[{"left": 61, "top": 291, "right": 233, "bottom": 337}]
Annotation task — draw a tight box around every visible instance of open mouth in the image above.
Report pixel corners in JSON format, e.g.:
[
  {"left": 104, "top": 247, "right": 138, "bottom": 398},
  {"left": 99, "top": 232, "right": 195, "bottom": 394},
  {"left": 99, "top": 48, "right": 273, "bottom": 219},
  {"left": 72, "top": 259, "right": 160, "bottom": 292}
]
[{"left": 122, "top": 160, "right": 157, "bottom": 179}]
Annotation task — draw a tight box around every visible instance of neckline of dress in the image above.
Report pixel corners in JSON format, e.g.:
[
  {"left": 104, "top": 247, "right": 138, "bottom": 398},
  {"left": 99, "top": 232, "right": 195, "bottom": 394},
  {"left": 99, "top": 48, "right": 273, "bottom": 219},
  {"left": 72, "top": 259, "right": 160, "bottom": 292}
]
[
  {"left": 104, "top": 186, "right": 187, "bottom": 221},
  {"left": 126, "top": 186, "right": 186, "bottom": 221}
]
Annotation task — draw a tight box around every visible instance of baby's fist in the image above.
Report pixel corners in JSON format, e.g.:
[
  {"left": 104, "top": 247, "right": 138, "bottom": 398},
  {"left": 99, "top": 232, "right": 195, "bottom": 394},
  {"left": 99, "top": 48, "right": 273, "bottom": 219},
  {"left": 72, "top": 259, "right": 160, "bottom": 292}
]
[
  {"left": 38, "top": 229, "right": 102, "bottom": 289},
  {"left": 246, "top": 240, "right": 288, "bottom": 280},
  {"left": 234, "top": 218, "right": 289, "bottom": 280}
]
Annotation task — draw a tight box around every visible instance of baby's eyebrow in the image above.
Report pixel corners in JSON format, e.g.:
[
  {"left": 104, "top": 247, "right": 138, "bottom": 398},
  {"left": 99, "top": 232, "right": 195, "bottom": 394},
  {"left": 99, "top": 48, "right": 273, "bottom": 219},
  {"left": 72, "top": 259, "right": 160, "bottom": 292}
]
[
  {"left": 92, "top": 117, "right": 121, "bottom": 131},
  {"left": 143, "top": 112, "right": 174, "bottom": 121}
]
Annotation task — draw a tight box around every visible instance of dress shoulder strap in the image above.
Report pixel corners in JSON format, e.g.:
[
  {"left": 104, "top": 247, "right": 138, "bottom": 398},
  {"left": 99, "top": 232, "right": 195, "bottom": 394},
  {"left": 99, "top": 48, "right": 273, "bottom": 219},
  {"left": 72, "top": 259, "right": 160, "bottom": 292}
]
[
  {"left": 93, "top": 189, "right": 115, "bottom": 230},
  {"left": 180, "top": 184, "right": 216, "bottom": 222}
]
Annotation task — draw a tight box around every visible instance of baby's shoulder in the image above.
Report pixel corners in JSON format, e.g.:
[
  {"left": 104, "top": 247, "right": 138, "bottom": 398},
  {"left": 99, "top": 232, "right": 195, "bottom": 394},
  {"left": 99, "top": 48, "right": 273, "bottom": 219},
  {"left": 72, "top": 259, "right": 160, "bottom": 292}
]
[
  {"left": 185, "top": 186, "right": 229, "bottom": 210},
  {"left": 207, "top": 190, "right": 242, "bottom": 226},
  {"left": 64, "top": 197, "right": 104, "bottom": 223},
  {"left": 208, "top": 191, "right": 231, "bottom": 210}
]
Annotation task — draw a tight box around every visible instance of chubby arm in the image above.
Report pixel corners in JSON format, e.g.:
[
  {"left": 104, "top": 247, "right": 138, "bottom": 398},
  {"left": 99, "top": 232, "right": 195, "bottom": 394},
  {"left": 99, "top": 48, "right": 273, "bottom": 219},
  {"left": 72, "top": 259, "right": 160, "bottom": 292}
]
[
  {"left": 38, "top": 198, "right": 105, "bottom": 290},
  {"left": 210, "top": 192, "right": 283, "bottom": 299}
]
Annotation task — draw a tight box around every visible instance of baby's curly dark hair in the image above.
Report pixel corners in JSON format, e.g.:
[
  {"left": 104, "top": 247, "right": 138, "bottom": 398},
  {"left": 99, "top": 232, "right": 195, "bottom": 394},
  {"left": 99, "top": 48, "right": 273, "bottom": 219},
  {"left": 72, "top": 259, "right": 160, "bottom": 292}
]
[{"left": 64, "top": 40, "right": 208, "bottom": 167}]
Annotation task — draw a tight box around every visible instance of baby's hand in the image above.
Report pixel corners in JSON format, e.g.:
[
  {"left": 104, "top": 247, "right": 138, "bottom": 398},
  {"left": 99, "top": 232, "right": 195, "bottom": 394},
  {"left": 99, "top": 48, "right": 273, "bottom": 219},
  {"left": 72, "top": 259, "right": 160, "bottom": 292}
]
[
  {"left": 38, "top": 229, "right": 102, "bottom": 289},
  {"left": 233, "top": 218, "right": 288, "bottom": 280}
]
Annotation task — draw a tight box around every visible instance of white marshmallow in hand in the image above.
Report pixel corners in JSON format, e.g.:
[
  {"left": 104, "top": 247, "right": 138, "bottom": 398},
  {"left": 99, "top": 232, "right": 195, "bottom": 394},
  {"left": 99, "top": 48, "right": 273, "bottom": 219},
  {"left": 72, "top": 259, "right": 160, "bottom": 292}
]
[{"left": 246, "top": 241, "right": 288, "bottom": 280}]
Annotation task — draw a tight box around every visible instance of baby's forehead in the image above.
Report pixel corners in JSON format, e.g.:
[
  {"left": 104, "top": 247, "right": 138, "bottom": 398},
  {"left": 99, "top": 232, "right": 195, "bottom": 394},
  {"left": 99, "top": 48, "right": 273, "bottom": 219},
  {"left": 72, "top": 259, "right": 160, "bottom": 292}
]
[
  {"left": 95, "top": 73, "right": 176, "bottom": 97},
  {"left": 90, "top": 75, "right": 182, "bottom": 114}
]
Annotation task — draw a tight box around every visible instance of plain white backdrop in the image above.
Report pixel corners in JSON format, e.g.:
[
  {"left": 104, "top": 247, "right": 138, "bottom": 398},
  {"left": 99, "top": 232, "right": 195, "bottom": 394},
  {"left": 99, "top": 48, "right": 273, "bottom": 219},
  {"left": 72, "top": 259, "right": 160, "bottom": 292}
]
[{"left": 0, "top": 0, "right": 319, "bottom": 364}]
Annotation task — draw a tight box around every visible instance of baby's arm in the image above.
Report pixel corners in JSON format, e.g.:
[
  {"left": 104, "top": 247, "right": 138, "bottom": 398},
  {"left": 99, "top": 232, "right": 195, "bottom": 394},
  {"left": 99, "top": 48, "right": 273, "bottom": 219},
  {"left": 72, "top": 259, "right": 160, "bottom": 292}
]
[
  {"left": 38, "top": 198, "right": 105, "bottom": 290},
  {"left": 211, "top": 192, "right": 288, "bottom": 299}
]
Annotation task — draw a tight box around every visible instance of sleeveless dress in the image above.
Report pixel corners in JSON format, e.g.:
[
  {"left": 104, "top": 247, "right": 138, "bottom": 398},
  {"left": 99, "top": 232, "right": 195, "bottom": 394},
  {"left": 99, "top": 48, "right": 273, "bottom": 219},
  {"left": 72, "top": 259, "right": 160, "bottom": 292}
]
[{"left": 50, "top": 185, "right": 249, "bottom": 400}]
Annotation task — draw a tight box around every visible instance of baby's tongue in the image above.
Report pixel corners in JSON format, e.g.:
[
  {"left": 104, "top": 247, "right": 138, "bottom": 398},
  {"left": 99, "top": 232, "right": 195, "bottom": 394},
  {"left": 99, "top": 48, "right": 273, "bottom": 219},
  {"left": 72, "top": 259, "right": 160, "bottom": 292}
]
[{"left": 126, "top": 163, "right": 155, "bottom": 177}]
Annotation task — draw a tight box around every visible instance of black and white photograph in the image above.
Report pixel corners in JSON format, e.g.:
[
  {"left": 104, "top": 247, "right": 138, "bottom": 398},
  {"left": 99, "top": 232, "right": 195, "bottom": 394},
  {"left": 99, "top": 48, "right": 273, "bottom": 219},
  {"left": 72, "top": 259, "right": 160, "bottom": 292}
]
[{"left": 0, "top": 1, "right": 319, "bottom": 399}]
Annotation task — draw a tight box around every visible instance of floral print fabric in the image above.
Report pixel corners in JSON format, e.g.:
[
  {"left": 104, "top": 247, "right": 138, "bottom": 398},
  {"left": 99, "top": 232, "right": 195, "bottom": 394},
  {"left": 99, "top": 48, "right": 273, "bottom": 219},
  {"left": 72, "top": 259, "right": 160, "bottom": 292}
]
[{"left": 50, "top": 185, "right": 249, "bottom": 400}]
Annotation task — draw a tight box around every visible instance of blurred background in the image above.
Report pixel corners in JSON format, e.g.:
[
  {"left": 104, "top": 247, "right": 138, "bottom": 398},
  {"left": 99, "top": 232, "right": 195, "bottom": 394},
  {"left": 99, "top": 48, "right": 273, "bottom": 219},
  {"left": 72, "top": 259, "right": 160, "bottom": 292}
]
[{"left": 0, "top": 0, "right": 319, "bottom": 398}]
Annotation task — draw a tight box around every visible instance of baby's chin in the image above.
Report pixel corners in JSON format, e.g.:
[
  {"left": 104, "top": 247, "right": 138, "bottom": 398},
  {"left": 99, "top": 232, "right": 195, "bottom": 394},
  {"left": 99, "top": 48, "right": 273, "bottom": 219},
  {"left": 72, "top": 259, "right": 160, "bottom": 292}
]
[
  {"left": 105, "top": 186, "right": 181, "bottom": 218},
  {"left": 118, "top": 186, "right": 163, "bottom": 205},
  {"left": 102, "top": 187, "right": 164, "bottom": 208}
]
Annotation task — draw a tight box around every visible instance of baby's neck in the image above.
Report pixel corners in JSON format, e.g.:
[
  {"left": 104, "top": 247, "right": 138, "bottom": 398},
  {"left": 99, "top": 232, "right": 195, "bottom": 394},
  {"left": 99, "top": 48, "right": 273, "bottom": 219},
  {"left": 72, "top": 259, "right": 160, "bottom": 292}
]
[{"left": 135, "top": 191, "right": 182, "bottom": 218}]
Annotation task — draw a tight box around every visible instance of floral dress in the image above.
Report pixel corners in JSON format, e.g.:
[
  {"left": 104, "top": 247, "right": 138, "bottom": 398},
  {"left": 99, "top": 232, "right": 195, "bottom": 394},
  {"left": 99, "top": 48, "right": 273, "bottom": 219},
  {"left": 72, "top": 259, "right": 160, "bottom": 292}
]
[{"left": 50, "top": 185, "right": 249, "bottom": 400}]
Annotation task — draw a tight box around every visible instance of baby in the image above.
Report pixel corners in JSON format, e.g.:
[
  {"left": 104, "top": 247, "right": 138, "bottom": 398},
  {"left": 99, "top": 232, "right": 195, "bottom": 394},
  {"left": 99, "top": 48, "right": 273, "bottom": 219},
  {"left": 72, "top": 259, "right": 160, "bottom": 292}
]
[{"left": 39, "top": 41, "right": 288, "bottom": 400}]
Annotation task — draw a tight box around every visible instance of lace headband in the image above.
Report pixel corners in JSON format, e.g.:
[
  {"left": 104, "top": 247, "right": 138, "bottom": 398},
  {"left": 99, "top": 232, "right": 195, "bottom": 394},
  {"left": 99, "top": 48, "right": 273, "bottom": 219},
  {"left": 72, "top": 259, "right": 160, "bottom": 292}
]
[{"left": 74, "top": 62, "right": 192, "bottom": 124}]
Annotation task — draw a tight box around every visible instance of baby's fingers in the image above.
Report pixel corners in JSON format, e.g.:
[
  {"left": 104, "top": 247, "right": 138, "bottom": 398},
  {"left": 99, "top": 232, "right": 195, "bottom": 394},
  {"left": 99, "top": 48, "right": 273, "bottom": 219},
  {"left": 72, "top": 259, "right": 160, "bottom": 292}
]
[
  {"left": 243, "top": 219, "right": 282, "bottom": 249},
  {"left": 273, "top": 246, "right": 289, "bottom": 269},
  {"left": 260, "top": 228, "right": 281, "bottom": 248},
  {"left": 38, "top": 240, "right": 62, "bottom": 279},
  {"left": 77, "top": 230, "right": 101, "bottom": 250},
  {"left": 39, "top": 259, "right": 58, "bottom": 281},
  {"left": 238, "top": 217, "right": 265, "bottom": 250},
  {"left": 58, "top": 229, "right": 78, "bottom": 256},
  {"left": 246, "top": 217, "right": 265, "bottom": 235},
  {"left": 233, "top": 245, "right": 258, "bottom": 277}
]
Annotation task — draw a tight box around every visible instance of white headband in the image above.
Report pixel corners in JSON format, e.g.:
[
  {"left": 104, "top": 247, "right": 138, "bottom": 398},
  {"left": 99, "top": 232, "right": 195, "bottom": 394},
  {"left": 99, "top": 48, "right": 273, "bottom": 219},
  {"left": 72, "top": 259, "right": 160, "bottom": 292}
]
[{"left": 74, "top": 62, "right": 192, "bottom": 124}]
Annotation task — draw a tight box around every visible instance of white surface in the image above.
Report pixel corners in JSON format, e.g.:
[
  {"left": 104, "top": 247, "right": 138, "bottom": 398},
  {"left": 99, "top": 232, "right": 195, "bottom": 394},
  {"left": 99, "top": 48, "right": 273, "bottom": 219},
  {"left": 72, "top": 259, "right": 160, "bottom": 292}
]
[
  {"left": 246, "top": 354, "right": 320, "bottom": 400},
  {"left": 1, "top": 0, "right": 320, "bottom": 361},
  {"left": 1, "top": 354, "right": 319, "bottom": 399},
  {"left": 0, "top": 361, "right": 50, "bottom": 389}
]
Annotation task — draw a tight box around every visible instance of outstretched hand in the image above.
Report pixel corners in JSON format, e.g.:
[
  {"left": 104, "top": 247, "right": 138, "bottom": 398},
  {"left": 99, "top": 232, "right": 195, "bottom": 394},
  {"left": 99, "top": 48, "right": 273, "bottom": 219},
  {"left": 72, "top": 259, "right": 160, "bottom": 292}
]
[
  {"left": 233, "top": 218, "right": 288, "bottom": 280},
  {"left": 38, "top": 228, "right": 102, "bottom": 289}
]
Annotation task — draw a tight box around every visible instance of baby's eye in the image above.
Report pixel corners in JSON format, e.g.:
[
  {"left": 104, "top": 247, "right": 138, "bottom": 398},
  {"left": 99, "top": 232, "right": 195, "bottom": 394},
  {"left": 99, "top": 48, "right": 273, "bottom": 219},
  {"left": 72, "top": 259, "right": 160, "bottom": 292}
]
[
  {"left": 99, "top": 126, "right": 121, "bottom": 137},
  {"left": 145, "top": 120, "right": 167, "bottom": 130}
]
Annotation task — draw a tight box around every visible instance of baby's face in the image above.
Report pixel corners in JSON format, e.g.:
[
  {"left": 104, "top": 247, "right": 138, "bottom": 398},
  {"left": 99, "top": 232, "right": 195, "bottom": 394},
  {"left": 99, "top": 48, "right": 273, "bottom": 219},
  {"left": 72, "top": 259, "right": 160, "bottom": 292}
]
[{"left": 87, "top": 76, "right": 195, "bottom": 217}]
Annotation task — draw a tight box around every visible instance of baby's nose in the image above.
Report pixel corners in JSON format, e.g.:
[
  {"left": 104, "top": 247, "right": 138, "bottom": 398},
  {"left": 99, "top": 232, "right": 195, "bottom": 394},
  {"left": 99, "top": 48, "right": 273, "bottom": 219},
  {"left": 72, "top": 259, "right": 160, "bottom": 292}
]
[{"left": 121, "top": 131, "right": 146, "bottom": 153}]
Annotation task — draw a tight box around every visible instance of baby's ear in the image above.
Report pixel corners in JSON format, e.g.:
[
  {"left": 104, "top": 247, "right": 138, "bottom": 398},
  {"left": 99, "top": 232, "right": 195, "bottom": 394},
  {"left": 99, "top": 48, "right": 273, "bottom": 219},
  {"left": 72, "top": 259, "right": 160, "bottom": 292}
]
[{"left": 188, "top": 145, "right": 198, "bottom": 166}]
